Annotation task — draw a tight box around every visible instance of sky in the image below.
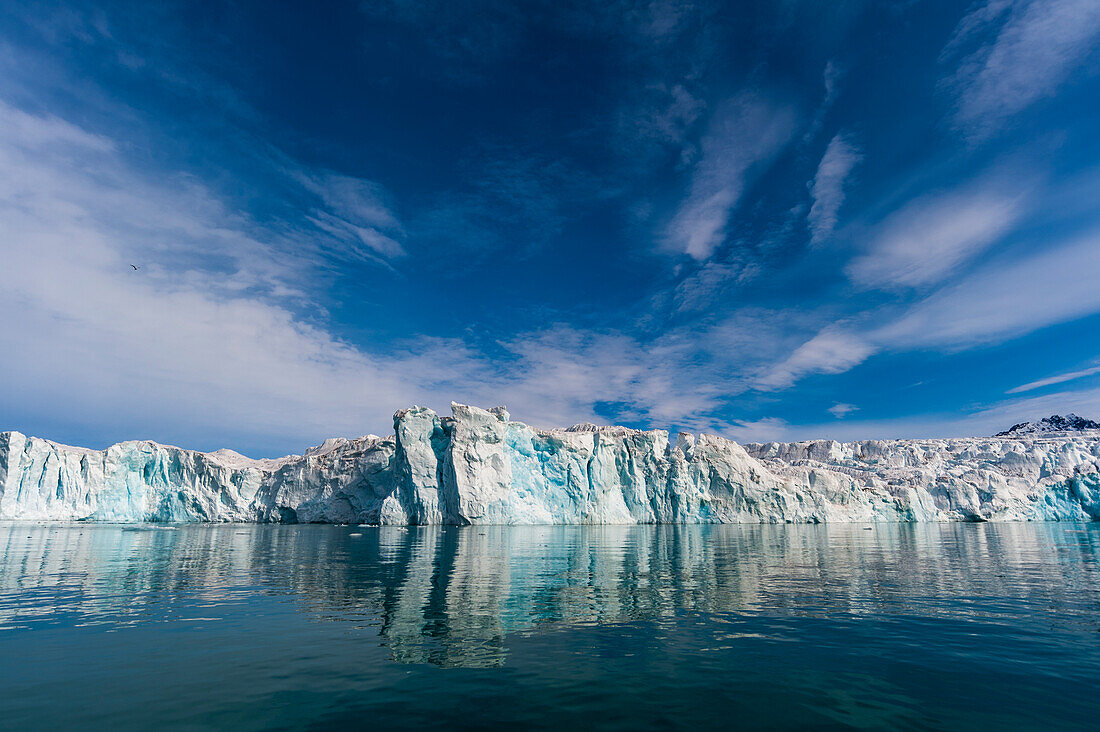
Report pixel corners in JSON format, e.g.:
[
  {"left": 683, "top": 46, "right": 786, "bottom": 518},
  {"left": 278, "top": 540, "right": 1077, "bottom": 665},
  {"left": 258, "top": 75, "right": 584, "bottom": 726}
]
[{"left": 2, "top": 0, "right": 1100, "bottom": 457}]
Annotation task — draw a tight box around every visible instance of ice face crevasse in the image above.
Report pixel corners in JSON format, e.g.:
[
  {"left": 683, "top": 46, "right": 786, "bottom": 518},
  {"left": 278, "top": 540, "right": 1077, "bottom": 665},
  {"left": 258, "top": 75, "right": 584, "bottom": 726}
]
[{"left": 1, "top": 403, "right": 1099, "bottom": 523}]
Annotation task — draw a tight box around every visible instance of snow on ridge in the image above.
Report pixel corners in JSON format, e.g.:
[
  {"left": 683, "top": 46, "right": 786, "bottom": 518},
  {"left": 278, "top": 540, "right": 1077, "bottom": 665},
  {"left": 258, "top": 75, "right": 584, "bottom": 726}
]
[{"left": 994, "top": 414, "right": 1100, "bottom": 437}]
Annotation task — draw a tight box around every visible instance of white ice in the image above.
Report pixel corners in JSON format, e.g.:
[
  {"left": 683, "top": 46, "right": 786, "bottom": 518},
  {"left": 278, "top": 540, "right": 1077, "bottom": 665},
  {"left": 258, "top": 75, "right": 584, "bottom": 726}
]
[{"left": 2, "top": 404, "right": 1098, "bottom": 524}]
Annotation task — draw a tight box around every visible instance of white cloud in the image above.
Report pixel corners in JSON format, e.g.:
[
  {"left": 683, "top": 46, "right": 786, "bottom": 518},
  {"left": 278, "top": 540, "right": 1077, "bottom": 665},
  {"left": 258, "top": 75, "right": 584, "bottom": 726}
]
[
  {"left": 970, "top": 384, "right": 1100, "bottom": 428},
  {"left": 749, "top": 222, "right": 1100, "bottom": 393},
  {"left": 807, "top": 133, "right": 860, "bottom": 245},
  {"left": 299, "top": 172, "right": 407, "bottom": 260},
  {"left": 671, "top": 260, "right": 759, "bottom": 312},
  {"left": 464, "top": 309, "right": 854, "bottom": 438},
  {"left": 874, "top": 227, "right": 1100, "bottom": 350},
  {"left": 846, "top": 182, "right": 1024, "bottom": 290},
  {"left": 756, "top": 329, "right": 876, "bottom": 390},
  {"left": 0, "top": 99, "right": 831, "bottom": 450},
  {"left": 625, "top": 82, "right": 706, "bottom": 152},
  {"left": 1006, "top": 364, "right": 1100, "bottom": 393},
  {"left": 828, "top": 403, "right": 859, "bottom": 418},
  {"left": 801, "top": 60, "right": 845, "bottom": 144},
  {"left": 939, "top": 0, "right": 1016, "bottom": 61},
  {"left": 631, "top": 0, "right": 696, "bottom": 41},
  {"left": 781, "top": 383, "right": 1100, "bottom": 442},
  {"left": 722, "top": 417, "right": 790, "bottom": 444},
  {"left": 491, "top": 327, "right": 657, "bottom": 427},
  {"left": 944, "top": 0, "right": 1100, "bottom": 137},
  {"left": 665, "top": 94, "right": 797, "bottom": 259},
  {"left": 486, "top": 320, "right": 763, "bottom": 432},
  {"left": 0, "top": 99, "right": 458, "bottom": 454},
  {"left": 823, "top": 59, "right": 843, "bottom": 107},
  {"left": 15, "top": 89, "right": 1098, "bottom": 452},
  {"left": 0, "top": 103, "right": 116, "bottom": 152}
]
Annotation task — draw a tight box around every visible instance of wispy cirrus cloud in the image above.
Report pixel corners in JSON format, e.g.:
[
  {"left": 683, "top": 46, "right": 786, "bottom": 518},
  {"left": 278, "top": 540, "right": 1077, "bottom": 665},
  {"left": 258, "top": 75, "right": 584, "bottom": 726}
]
[
  {"left": 669, "top": 259, "right": 760, "bottom": 313},
  {"left": 827, "top": 402, "right": 858, "bottom": 419},
  {"left": 484, "top": 325, "right": 722, "bottom": 430},
  {"left": 807, "top": 133, "right": 860, "bottom": 245},
  {"left": 780, "top": 382, "right": 1100, "bottom": 443},
  {"left": 755, "top": 328, "right": 876, "bottom": 391},
  {"left": 0, "top": 98, "right": 463, "bottom": 454},
  {"left": 484, "top": 307, "right": 804, "bottom": 431},
  {"left": 801, "top": 59, "right": 845, "bottom": 144},
  {"left": 1007, "top": 364, "right": 1100, "bottom": 394},
  {"left": 5, "top": 0, "right": 1100, "bottom": 455},
  {"left": 665, "top": 94, "right": 798, "bottom": 259},
  {"left": 939, "top": 0, "right": 1015, "bottom": 59},
  {"left": 299, "top": 172, "right": 406, "bottom": 261},
  {"left": 943, "top": 0, "right": 1100, "bottom": 138},
  {"left": 846, "top": 176, "right": 1026, "bottom": 290},
  {"left": 746, "top": 222, "right": 1100, "bottom": 393},
  {"left": 618, "top": 82, "right": 706, "bottom": 168},
  {"left": 0, "top": 97, "right": 830, "bottom": 448},
  {"left": 873, "top": 227, "right": 1100, "bottom": 349}
]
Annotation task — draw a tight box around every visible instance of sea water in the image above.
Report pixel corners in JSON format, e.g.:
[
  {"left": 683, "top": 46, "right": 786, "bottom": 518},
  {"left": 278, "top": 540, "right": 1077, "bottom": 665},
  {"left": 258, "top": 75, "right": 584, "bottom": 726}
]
[{"left": 1, "top": 522, "right": 1098, "bottom": 730}]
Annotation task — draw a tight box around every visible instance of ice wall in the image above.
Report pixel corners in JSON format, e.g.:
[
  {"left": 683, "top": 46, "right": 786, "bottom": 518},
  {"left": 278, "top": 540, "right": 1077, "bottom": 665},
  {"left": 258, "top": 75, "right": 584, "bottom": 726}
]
[{"left": 2, "top": 403, "right": 1099, "bottom": 523}]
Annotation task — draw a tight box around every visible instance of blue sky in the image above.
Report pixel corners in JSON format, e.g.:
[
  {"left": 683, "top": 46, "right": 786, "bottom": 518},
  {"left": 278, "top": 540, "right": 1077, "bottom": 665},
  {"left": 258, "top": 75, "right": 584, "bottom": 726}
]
[{"left": 2, "top": 0, "right": 1100, "bottom": 456}]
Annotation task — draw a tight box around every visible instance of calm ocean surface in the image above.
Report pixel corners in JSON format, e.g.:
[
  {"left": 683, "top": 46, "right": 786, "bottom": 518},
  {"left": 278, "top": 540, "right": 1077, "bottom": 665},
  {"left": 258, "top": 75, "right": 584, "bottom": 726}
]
[{"left": 1, "top": 522, "right": 1098, "bottom": 730}]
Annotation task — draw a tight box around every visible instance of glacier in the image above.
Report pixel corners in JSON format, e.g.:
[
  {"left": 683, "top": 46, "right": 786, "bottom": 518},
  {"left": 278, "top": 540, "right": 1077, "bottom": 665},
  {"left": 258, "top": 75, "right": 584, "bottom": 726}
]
[{"left": 2, "top": 403, "right": 1099, "bottom": 524}]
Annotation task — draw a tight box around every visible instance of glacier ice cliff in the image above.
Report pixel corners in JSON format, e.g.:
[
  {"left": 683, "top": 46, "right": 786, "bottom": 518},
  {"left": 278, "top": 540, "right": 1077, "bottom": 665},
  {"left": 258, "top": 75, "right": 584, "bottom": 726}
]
[{"left": 2, "top": 403, "right": 1099, "bottom": 523}]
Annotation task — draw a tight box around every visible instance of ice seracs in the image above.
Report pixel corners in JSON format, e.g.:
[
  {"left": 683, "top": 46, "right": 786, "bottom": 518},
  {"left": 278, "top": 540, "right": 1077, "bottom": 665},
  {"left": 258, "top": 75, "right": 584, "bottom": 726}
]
[{"left": 2, "top": 404, "right": 1099, "bottom": 524}]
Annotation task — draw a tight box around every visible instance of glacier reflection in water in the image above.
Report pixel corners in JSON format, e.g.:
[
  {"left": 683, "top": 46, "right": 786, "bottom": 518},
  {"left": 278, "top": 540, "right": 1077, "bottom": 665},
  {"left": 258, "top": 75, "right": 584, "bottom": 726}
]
[{"left": 1, "top": 522, "right": 1099, "bottom": 729}]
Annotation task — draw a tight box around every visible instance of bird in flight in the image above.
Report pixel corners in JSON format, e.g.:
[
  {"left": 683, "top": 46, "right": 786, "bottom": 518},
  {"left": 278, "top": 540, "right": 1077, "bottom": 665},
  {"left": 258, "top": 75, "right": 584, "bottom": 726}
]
[{"left": 130, "top": 264, "right": 139, "bottom": 270}]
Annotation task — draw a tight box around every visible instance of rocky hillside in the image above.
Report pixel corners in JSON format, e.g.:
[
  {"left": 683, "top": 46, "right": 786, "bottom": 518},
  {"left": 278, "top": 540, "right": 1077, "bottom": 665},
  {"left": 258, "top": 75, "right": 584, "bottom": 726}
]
[{"left": 994, "top": 414, "right": 1100, "bottom": 437}]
